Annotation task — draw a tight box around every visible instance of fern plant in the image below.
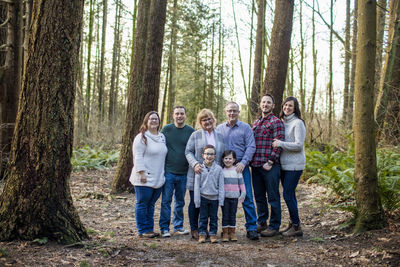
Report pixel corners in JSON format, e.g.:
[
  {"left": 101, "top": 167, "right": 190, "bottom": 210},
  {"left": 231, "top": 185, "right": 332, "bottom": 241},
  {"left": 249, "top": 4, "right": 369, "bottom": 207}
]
[{"left": 71, "top": 145, "right": 119, "bottom": 171}]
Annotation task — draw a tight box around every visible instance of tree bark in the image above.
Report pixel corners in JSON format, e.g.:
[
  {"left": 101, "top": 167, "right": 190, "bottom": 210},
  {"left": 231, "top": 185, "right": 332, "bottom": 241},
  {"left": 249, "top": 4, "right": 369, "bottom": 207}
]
[
  {"left": 375, "top": 0, "right": 400, "bottom": 143},
  {"left": 342, "top": 0, "right": 351, "bottom": 122},
  {"left": 112, "top": 0, "right": 167, "bottom": 193},
  {"left": 262, "top": 0, "right": 294, "bottom": 115},
  {"left": 353, "top": 0, "right": 386, "bottom": 233},
  {"left": 0, "top": 0, "right": 87, "bottom": 243},
  {"left": 375, "top": 0, "right": 387, "bottom": 103},
  {"left": 98, "top": 0, "right": 107, "bottom": 122},
  {"left": 347, "top": 0, "right": 358, "bottom": 127},
  {"left": 0, "top": 1, "right": 24, "bottom": 179},
  {"left": 250, "top": 0, "right": 265, "bottom": 119}
]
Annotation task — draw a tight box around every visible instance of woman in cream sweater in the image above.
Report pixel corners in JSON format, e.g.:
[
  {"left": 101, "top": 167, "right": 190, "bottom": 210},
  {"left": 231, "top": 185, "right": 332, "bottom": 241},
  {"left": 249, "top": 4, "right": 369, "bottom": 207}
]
[
  {"left": 272, "top": 97, "right": 306, "bottom": 237},
  {"left": 129, "top": 111, "right": 167, "bottom": 238}
]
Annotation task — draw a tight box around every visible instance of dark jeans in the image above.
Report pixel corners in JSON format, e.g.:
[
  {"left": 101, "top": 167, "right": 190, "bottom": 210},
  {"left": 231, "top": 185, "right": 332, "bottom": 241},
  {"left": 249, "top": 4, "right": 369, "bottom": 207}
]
[
  {"left": 222, "top": 198, "right": 238, "bottom": 227},
  {"left": 252, "top": 165, "right": 281, "bottom": 230},
  {"left": 281, "top": 170, "right": 303, "bottom": 226},
  {"left": 134, "top": 186, "right": 162, "bottom": 234},
  {"left": 199, "top": 197, "right": 219, "bottom": 236},
  {"left": 159, "top": 172, "right": 187, "bottom": 232},
  {"left": 188, "top": 190, "right": 200, "bottom": 231}
]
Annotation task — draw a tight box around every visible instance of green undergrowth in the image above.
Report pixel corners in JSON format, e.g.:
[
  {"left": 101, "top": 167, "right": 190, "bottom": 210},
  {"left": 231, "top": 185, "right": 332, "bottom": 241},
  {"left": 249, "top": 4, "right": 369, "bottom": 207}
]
[
  {"left": 304, "top": 143, "right": 400, "bottom": 214},
  {"left": 72, "top": 145, "right": 119, "bottom": 171}
]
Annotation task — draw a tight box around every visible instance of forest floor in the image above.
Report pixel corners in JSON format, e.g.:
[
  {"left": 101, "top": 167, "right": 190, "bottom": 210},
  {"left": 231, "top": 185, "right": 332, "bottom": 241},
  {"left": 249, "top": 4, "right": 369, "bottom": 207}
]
[{"left": 0, "top": 168, "right": 399, "bottom": 267}]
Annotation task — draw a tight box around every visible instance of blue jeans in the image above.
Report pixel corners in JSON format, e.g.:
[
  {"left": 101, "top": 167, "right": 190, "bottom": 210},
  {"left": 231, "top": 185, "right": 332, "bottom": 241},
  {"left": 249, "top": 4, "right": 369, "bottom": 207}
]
[
  {"left": 241, "top": 166, "right": 258, "bottom": 231},
  {"left": 199, "top": 197, "right": 219, "bottom": 236},
  {"left": 281, "top": 170, "right": 303, "bottom": 226},
  {"left": 188, "top": 190, "right": 200, "bottom": 231},
  {"left": 134, "top": 186, "right": 162, "bottom": 234},
  {"left": 222, "top": 198, "right": 238, "bottom": 227},
  {"left": 159, "top": 172, "right": 187, "bottom": 232},
  {"left": 252, "top": 165, "right": 281, "bottom": 230}
]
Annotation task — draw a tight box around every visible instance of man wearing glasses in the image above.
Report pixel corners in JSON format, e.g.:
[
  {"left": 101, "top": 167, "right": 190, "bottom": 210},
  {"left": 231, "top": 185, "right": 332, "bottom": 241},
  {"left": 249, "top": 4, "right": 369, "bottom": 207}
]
[{"left": 216, "top": 102, "right": 259, "bottom": 240}]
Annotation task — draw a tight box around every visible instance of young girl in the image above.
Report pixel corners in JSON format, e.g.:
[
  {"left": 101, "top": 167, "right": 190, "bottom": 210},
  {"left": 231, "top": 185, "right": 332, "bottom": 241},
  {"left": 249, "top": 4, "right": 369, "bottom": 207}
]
[
  {"left": 221, "top": 150, "right": 246, "bottom": 242},
  {"left": 194, "top": 145, "right": 225, "bottom": 244}
]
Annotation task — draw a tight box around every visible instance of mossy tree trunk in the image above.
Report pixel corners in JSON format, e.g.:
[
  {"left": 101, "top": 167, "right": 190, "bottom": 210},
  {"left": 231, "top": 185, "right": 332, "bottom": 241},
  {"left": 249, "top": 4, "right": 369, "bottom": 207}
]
[
  {"left": 353, "top": 0, "right": 386, "bottom": 233},
  {"left": 0, "top": 0, "right": 87, "bottom": 244},
  {"left": 112, "top": 0, "right": 167, "bottom": 193},
  {"left": 262, "top": 0, "right": 294, "bottom": 115}
]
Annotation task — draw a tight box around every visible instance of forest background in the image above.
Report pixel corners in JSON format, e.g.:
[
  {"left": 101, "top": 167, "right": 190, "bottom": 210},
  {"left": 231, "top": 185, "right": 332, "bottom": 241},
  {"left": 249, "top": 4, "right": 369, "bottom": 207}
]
[{"left": 0, "top": 0, "right": 399, "bottom": 251}]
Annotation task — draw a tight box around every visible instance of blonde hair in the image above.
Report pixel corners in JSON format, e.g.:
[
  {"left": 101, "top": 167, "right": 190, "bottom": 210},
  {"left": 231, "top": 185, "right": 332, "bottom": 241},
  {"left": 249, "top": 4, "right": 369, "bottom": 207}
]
[{"left": 195, "top": 108, "right": 216, "bottom": 130}]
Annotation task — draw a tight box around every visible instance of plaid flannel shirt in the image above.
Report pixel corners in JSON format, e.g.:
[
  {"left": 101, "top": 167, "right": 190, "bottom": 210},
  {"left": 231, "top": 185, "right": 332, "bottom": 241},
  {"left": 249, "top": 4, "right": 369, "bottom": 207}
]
[{"left": 251, "top": 113, "right": 285, "bottom": 167}]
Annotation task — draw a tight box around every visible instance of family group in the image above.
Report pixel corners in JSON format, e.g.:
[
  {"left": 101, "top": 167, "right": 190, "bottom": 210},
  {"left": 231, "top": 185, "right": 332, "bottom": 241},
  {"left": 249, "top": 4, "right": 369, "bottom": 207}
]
[{"left": 129, "top": 94, "right": 306, "bottom": 243}]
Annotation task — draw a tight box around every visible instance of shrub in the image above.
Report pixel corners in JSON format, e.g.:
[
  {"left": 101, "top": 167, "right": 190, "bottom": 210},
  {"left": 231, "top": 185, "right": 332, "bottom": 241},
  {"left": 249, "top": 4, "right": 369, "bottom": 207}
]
[{"left": 71, "top": 145, "right": 119, "bottom": 171}]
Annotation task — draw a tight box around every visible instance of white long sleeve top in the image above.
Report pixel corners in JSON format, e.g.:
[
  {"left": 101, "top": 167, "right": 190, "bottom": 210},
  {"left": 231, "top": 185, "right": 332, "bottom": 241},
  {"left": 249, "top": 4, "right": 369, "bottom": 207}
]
[{"left": 129, "top": 131, "right": 167, "bottom": 188}]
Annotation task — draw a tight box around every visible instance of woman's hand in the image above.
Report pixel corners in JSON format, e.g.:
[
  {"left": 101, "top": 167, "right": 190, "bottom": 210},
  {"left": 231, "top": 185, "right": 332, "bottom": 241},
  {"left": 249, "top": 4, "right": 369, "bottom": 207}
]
[
  {"left": 138, "top": 171, "right": 147, "bottom": 183},
  {"left": 235, "top": 162, "right": 245, "bottom": 173},
  {"left": 194, "top": 163, "right": 202, "bottom": 174},
  {"left": 272, "top": 139, "right": 280, "bottom": 148}
]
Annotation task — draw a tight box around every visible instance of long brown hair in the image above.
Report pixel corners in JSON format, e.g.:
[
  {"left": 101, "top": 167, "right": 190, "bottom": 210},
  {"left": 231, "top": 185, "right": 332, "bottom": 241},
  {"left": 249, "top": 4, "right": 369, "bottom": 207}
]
[
  {"left": 279, "top": 96, "right": 304, "bottom": 123},
  {"left": 139, "top": 111, "right": 160, "bottom": 145}
]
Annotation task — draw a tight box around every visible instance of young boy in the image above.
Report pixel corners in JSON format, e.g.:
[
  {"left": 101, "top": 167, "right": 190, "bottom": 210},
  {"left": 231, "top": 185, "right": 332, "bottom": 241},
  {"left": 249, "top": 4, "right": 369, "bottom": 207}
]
[{"left": 194, "top": 145, "right": 225, "bottom": 243}]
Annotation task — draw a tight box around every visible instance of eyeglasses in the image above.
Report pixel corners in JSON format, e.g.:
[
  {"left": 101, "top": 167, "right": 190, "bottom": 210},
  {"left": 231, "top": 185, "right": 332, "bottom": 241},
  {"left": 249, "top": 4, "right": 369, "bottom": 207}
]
[
  {"left": 201, "top": 117, "right": 213, "bottom": 122},
  {"left": 149, "top": 118, "right": 159, "bottom": 121},
  {"left": 226, "top": 109, "right": 239, "bottom": 113},
  {"left": 203, "top": 153, "right": 215, "bottom": 156}
]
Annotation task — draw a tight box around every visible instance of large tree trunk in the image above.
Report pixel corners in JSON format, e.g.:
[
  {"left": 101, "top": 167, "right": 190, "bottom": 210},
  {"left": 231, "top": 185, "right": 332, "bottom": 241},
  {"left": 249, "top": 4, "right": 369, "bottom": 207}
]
[
  {"left": 112, "top": 0, "right": 167, "bottom": 193},
  {"left": 250, "top": 0, "right": 265, "bottom": 119},
  {"left": 0, "top": 1, "right": 24, "bottom": 179},
  {"left": 0, "top": 0, "right": 87, "bottom": 243},
  {"left": 262, "top": 0, "right": 294, "bottom": 115},
  {"left": 353, "top": 0, "right": 386, "bottom": 233}
]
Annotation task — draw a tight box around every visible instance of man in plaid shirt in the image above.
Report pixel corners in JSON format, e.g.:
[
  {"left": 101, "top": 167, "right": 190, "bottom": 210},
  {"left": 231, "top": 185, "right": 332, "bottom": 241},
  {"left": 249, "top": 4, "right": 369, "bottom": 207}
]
[{"left": 251, "top": 94, "right": 285, "bottom": 237}]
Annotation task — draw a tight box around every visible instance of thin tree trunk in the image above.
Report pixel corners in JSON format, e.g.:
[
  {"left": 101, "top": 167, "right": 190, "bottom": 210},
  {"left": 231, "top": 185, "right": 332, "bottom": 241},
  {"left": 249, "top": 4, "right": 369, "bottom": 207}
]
[
  {"left": 343, "top": 0, "right": 351, "bottom": 122},
  {"left": 250, "top": 0, "right": 265, "bottom": 119},
  {"left": 310, "top": 0, "right": 317, "bottom": 121},
  {"left": 166, "top": 0, "right": 178, "bottom": 123},
  {"left": 98, "top": 0, "right": 107, "bottom": 122},
  {"left": 353, "top": 0, "right": 386, "bottom": 232},
  {"left": 347, "top": 0, "right": 358, "bottom": 127},
  {"left": 0, "top": 0, "right": 87, "bottom": 243},
  {"left": 375, "top": 0, "right": 387, "bottom": 103},
  {"left": 209, "top": 22, "right": 215, "bottom": 109},
  {"left": 108, "top": 0, "right": 120, "bottom": 127},
  {"left": 262, "top": 0, "right": 294, "bottom": 114},
  {"left": 328, "top": 0, "right": 334, "bottom": 138},
  {"left": 299, "top": 0, "right": 306, "bottom": 115}
]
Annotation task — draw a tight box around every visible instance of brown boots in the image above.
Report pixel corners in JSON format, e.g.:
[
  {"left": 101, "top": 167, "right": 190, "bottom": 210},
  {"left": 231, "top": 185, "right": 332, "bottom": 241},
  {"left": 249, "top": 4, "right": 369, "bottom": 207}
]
[{"left": 222, "top": 227, "right": 237, "bottom": 242}]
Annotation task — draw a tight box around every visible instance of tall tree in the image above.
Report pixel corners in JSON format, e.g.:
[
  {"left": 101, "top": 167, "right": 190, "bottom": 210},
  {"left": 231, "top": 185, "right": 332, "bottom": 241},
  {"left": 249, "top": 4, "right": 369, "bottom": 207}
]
[
  {"left": 250, "top": 0, "right": 265, "bottom": 119},
  {"left": 112, "top": 0, "right": 167, "bottom": 193},
  {"left": 298, "top": 0, "right": 306, "bottom": 114},
  {"left": 375, "top": 0, "right": 400, "bottom": 142},
  {"left": 0, "top": 1, "right": 25, "bottom": 178},
  {"left": 342, "top": 0, "right": 351, "bottom": 122},
  {"left": 98, "top": 0, "right": 108, "bottom": 122},
  {"left": 0, "top": 0, "right": 87, "bottom": 243},
  {"left": 375, "top": 0, "right": 387, "bottom": 102},
  {"left": 166, "top": 0, "right": 178, "bottom": 124},
  {"left": 262, "top": 0, "right": 294, "bottom": 114},
  {"left": 108, "top": 0, "right": 121, "bottom": 127},
  {"left": 347, "top": 0, "right": 358, "bottom": 127},
  {"left": 353, "top": 0, "right": 386, "bottom": 232},
  {"left": 328, "top": 0, "right": 334, "bottom": 138},
  {"left": 310, "top": 0, "right": 318, "bottom": 121}
]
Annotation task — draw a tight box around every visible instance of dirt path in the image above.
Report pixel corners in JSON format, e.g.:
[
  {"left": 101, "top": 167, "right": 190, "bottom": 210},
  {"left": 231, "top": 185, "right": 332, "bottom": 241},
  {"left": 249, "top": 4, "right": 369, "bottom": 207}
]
[{"left": 0, "top": 169, "right": 399, "bottom": 266}]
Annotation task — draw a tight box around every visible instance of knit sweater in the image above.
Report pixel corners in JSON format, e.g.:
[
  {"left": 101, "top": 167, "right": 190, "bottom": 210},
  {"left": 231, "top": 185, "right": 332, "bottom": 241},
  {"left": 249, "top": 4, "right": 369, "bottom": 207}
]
[
  {"left": 222, "top": 167, "right": 246, "bottom": 200},
  {"left": 129, "top": 131, "right": 168, "bottom": 188},
  {"left": 194, "top": 162, "right": 225, "bottom": 208},
  {"left": 275, "top": 114, "right": 306, "bottom": 171}
]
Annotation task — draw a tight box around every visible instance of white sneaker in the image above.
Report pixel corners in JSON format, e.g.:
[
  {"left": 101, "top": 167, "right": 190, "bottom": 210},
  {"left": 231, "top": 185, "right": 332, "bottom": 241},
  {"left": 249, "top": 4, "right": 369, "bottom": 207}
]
[
  {"left": 174, "top": 229, "right": 189, "bottom": 235},
  {"left": 161, "top": 231, "right": 171, "bottom": 238}
]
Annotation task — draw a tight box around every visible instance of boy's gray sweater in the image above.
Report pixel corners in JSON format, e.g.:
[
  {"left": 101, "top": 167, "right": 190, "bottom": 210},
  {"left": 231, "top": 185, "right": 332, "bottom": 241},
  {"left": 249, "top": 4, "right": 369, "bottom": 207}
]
[{"left": 194, "top": 162, "right": 225, "bottom": 208}]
